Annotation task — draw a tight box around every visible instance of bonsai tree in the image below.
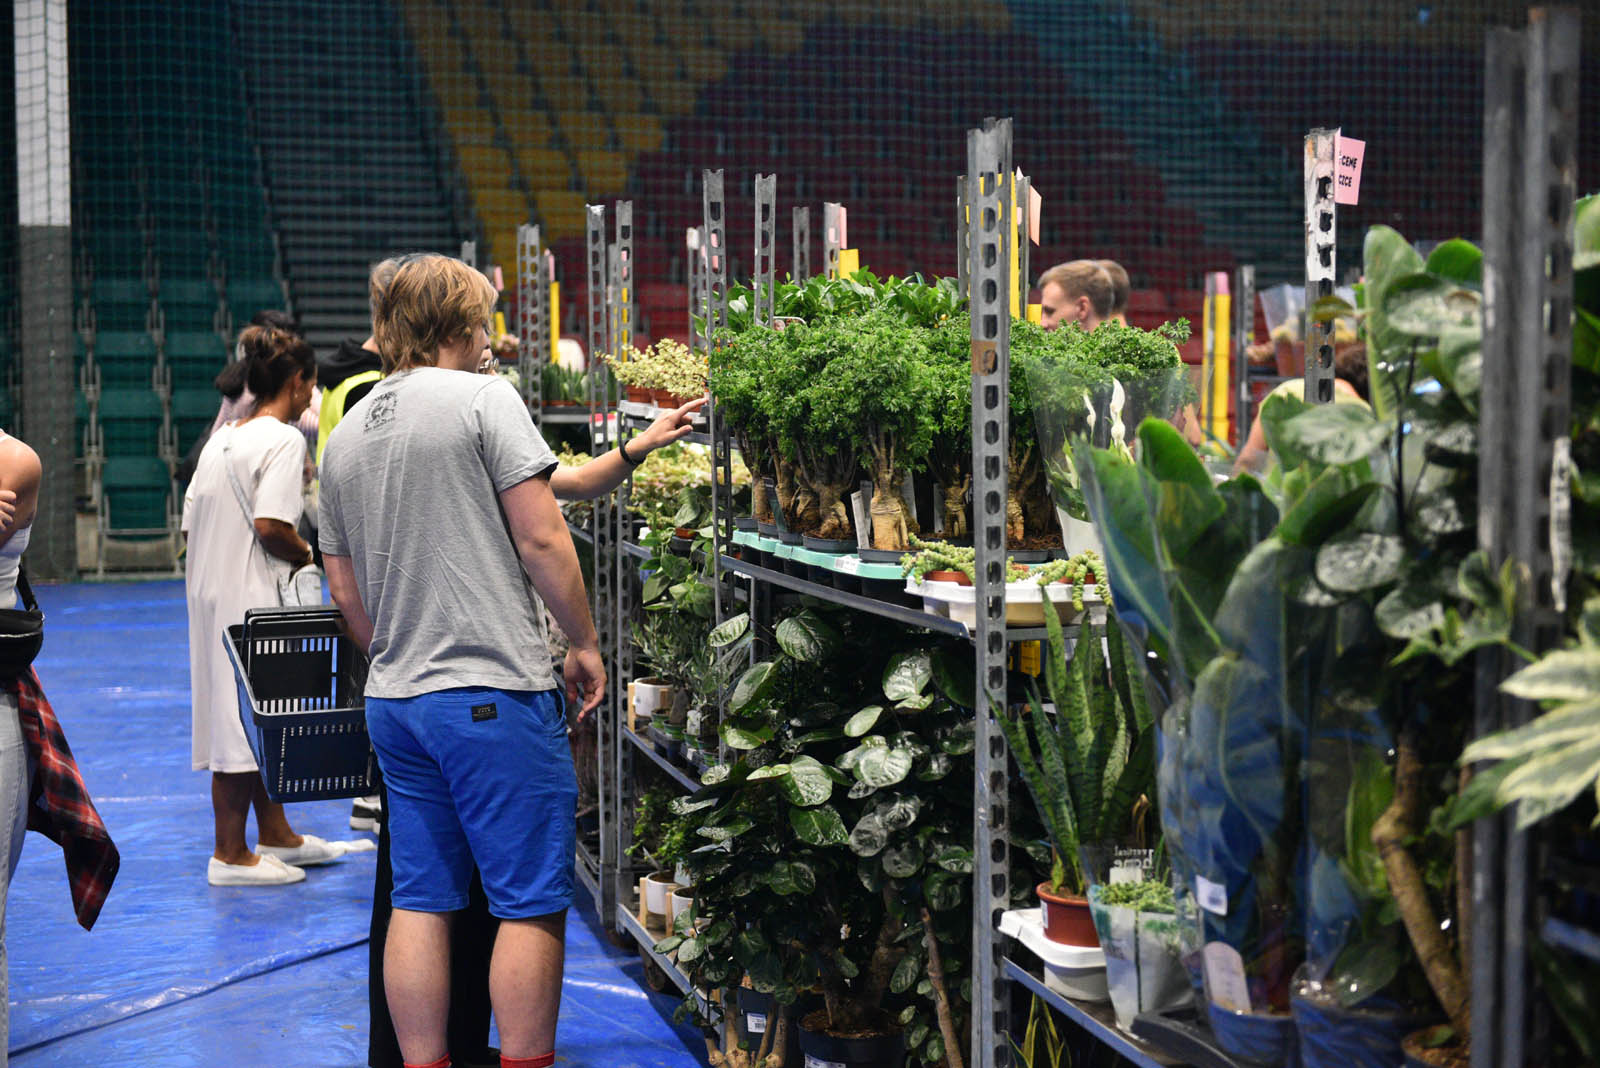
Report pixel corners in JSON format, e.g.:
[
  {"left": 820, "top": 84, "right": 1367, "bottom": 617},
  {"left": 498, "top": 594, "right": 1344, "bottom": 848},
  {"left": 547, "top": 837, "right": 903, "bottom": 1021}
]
[{"left": 922, "top": 314, "right": 975, "bottom": 539}]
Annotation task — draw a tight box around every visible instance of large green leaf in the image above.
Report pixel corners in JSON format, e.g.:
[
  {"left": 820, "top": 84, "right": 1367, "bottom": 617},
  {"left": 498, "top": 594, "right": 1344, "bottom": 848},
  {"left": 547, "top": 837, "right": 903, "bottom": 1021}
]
[
  {"left": 848, "top": 811, "right": 889, "bottom": 856},
  {"left": 1364, "top": 226, "right": 1427, "bottom": 421},
  {"left": 1497, "top": 735, "right": 1600, "bottom": 830},
  {"left": 844, "top": 706, "right": 883, "bottom": 738},
  {"left": 789, "top": 803, "right": 849, "bottom": 845},
  {"left": 881, "top": 839, "right": 925, "bottom": 879},
  {"left": 708, "top": 613, "right": 751, "bottom": 647},
  {"left": 1424, "top": 238, "right": 1484, "bottom": 286},
  {"left": 1382, "top": 273, "right": 1482, "bottom": 337},
  {"left": 1501, "top": 649, "right": 1600, "bottom": 703},
  {"left": 1315, "top": 533, "right": 1406, "bottom": 593},
  {"left": 1461, "top": 701, "right": 1600, "bottom": 761},
  {"left": 1375, "top": 579, "right": 1447, "bottom": 641},
  {"left": 1277, "top": 471, "right": 1378, "bottom": 548},
  {"left": 1277, "top": 403, "right": 1392, "bottom": 467},
  {"left": 1259, "top": 392, "right": 1314, "bottom": 469},
  {"left": 1343, "top": 749, "right": 1394, "bottom": 897},
  {"left": 1329, "top": 936, "right": 1405, "bottom": 1009},
  {"left": 721, "top": 721, "right": 774, "bottom": 750},
  {"left": 883, "top": 650, "right": 933, "bottom": 703},
  {"left": 1576, "top": 194, "right": 1600, "bottom": 272},
  {"left": 780, "top": 755, "right": 834, "bottom": 806},
  {"left": 768, "top": 859, "right": 818, "bottom": 895},
  {"left": 855, "top": 746, "right": 915, "bottom": 789},
  {"left": 775, "top": 611, "right": 842, "bottom": 662},
  {"left": 1531, "top": 936, "right": 1600, "bottom": 1066},
  {"left": 729, "top": 660, "right": 779, "bottom": 714}
]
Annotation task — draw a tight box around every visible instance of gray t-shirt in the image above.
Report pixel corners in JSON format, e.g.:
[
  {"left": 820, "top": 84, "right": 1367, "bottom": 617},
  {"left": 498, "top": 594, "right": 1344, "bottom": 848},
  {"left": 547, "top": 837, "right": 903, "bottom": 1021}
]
[{"left": 319, "top": 367, "right": 560, "bottom": 699}]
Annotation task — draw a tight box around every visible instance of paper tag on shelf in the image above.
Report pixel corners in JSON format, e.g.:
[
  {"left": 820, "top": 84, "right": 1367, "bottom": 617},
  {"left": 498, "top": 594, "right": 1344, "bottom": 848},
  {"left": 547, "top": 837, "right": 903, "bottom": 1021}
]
[
  {"left": 837, "top": 205, "right": 848, "bottom": 249},
  {"left": 805, "top": 1057, "right": 846, "bottom": 1068},
  {"left": 1203, "top": 942, "right": 1253, "bottom": 1013},
  {"left": 1334, "top": 134, "right": 1366, "bottom": 205},
  {"left": 491, "top": 265, "right": 504, "bottom": 291},
  {"left": 686, "top": 227, "right": 700, "bottom": 251},
  {"left": 746, "top": 1011, "right": 767, "bottom": 1034},
  {"left": 850, "top": 490, "right": 870, "bottom": 548},
  {"left": 1195, "top": 874, "right": 1228, "bottom": 916},
  {"left": 686, "top": 708, "right": 705, "bottom": 736},
  {"left": 836, "top": 555, "right": 861, "bottom": 576},
  {"left": 1109, "top": 862, "right": 1143, "bottom": 885},
  {"left": 1551, "top": 435, "right": 1573, "bottom": 613},
  {"left": 1028, "top": 184, "right": 1042, "bottom": 245}
]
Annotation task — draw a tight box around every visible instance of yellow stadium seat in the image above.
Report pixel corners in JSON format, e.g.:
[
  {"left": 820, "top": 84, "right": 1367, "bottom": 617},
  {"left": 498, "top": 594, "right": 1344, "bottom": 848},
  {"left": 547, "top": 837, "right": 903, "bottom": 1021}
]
[
  {"left": 533, "top": 71, "right": 593, "bottom": 111},
  {"left": 590, "top": 73, "right": 645, "bottom": 116},
  {"left": 458, "top": 144, "right": 515, "bottom": 185},
  {"left": 474, "top": 188, "right": 529, "bottom": 218},
  {"left": 557, "top": 111, "right": 612, "bottom": 151},
  {"left": 535, "top": 190, "right": 589, "bottom": 242},
  {"left": 517, "top": 146, "right": 575, "bottom": 190},
  {"left": 678, "top": 45, "right": 726, "bottom": 85},
  {"left": 432, "top": 70, "right": 481, "bottom": 110},
  {"left": 501, "top": 107, "right": 555, "bottom": 148},
  {"left": 574, "top": 150, "right": 629, "bottom": 196},
  {"left": 644, "top": 78, "right": 698, "bottom": 116},
  {"left": 444, "top": 105, "right": 498, "bottom": 145},
  {"left": 611, "top": 113, "right": 664, "bottom": 154}
]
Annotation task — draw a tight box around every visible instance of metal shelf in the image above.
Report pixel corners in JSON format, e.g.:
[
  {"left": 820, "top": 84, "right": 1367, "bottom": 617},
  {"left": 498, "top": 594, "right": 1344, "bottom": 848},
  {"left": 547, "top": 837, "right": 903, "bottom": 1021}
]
[
  {"left": 721, "top": 555, "right": 1061, "bottom": 644},
  {"left": 623, "top": 726, "right": 703, "bottom": 793},
  {"left": 1542, "top": 916, "right": 1600, "bottom": 966},
  {"left": 575, "top": 840, "right": 600, "bottom": 906},
  {"left": 621, "top": 539, "right": 652, "bottom": 562},
  {"left": 616, "top": 905, "right": 716, "bottom": 1020},
  {"left": 567, "top": 520, "right": 594, "bottom": 545},
  {"left": 616, "top": 402, "right": 713, "bottom": 447},
  {"left": 538, "top": 407, "right": 595, "bottom": 425},
  {"left": 1001, "top": 957, "right": 1178, "bottom": 1068}
]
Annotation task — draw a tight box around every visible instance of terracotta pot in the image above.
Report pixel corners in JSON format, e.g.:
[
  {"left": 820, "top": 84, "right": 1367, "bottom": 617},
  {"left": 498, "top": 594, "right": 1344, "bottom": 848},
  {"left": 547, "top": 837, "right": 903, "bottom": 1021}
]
[
  {"left": 924, "top": 570, "right": 973, "bottom": 586},
  {"left": 1274, "top": 338, "right": 1306, "bottom": 377},
  {"left": 626, "top": 385, "right": 652, "bottom": 404},
  {"left": 1037, "top": 882, "right": 1099, "bottom": 946}
]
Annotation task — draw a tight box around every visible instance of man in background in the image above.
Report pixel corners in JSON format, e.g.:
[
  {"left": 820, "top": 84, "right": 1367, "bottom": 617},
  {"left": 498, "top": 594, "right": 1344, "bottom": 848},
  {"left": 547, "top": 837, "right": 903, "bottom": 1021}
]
[
  {"left": 1098, "top": 259, "right": 1131, "bottom": 325},
  {"left": 1039, "top": 259, "right": 1114, "bottom": 332}
]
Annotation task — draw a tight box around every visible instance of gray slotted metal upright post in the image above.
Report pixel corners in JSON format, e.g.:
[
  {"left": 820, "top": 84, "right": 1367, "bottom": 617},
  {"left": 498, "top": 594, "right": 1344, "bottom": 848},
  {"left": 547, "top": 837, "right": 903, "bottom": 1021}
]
[
  {"left": 614, "top": 203, "right": 635, "bottom": 354},
  {"left": 687, "top": 227, "right": 705, "bottom": 352},
  {"left": 703, "top": 171, "right": 730, "bottom": 617},
  {"left": 1234, "top": 264, "right": 1256, "bottom": 447},
  {"left": 584, "top": 203, "right": 620, "bottom": 929},
  {"left": 823, "top": 201, "right": 843, "bottom": 278},
  {"left": 515, "top": 223, "right": 543, "bottom": 412},
  {"left": 754, "top": 175, "right": 776, "bottom": 326},
  {"left": 957, "top": 176, "right": 970, "bottom": 299},
  {"left": 1302, "top": 128, "right": 1337, "bottom": 405},
  {"left": 460, "top": 239, "right": 477, "bottom": 269},
  {"left": 612, "top": 201, "right": 637, "bottom": 933},
  {"left": 792, "top": 206, "right": 810, "bottom": 282},
  {"left": 968, "top": 118, "right": 1013, "bottom": 1068},
  {"left": 1472, "top": 10, "right": 1578, "bottom": 1066}
]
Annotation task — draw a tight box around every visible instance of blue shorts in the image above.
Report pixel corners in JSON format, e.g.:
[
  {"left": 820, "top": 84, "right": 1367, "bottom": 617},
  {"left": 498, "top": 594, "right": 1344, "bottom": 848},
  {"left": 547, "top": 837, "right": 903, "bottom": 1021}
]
[{"left": 365, "top": 686, "right": 577, "bottom": 919}]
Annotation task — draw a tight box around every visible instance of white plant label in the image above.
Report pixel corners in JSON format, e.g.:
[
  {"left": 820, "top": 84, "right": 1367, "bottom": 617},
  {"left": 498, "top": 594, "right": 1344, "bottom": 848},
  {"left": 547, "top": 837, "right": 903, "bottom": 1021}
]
[
  {"left": 1195, "top": 874, "right": 1228, "bottom": 916},
  {"left": 1109, "top": 863, "right": 1143, "bottom": 885},
  {"left": 686, "top": 709, "right": 705, "bottom": 736},
  {"left": 849, "top": 491, "right": 871, "bottom": 549},
  {"left": 836, "top": 555, "right": 860, "bottom": 576},
  {"left": 805, "top": 1057, "right": 846, "bottom": 1068},
  {"left": 746, "top": 1012, "right": 767, "bottom": 1035},
  {"left": 1551, "top": 436, "right": 1573, "bottom": 614},
  {"left": 1203, "top": 942, "right": 1253, "bottom": 1014}
]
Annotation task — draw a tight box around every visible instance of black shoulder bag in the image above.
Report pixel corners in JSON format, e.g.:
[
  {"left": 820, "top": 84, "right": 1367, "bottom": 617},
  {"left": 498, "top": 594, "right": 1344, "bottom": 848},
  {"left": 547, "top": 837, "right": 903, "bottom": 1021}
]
[{"left": 0, "top": 569, "right": 44, "bottom": 679}]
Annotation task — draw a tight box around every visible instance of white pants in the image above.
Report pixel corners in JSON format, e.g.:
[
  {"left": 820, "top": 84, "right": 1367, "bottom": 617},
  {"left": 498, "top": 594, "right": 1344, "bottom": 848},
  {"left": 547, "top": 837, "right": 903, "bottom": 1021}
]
[{"left": 0, "top": 692, "right": 32, "bottom": 1068}]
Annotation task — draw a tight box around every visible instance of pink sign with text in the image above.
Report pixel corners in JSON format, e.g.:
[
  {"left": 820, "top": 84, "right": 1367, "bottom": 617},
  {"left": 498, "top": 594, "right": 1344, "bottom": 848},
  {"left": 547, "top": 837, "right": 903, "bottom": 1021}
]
[{"left": 1335, "top": 134, "right": 1366, "bottom": 205}]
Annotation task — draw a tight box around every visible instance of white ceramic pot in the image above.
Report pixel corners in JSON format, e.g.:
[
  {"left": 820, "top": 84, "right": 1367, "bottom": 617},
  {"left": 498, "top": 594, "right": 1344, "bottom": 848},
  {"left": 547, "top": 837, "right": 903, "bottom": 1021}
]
[
  {"left": 644, "top": 870, "right": 675, "bottom": 916},
  {"left": 674, "top": 861, "right": 691, "bottom": 886},
  {"left": 633, "top": 678, "right": 673, "bottom": 723},
  {"left": 669, "top": 886, "right": 694, "bottom": 923}
]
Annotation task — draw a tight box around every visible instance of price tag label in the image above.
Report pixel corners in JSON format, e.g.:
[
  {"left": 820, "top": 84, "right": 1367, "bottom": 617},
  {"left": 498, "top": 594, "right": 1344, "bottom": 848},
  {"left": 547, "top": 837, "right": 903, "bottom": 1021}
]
[
  {"left": 491, "top": 265, "right": 504, "bottom": 291},
  {"left": 1028, "top": 184, "right": 1042, "bottom": 245},
  {"left": 805, "top": 1057, "right": 846, "bottom": 1068},
  {"left": 746, "top": 1012, "right": 767, "bottom": 1034},
  {"left": 1203, "top": 942, "right": 1253, "bottom": 1013},
  {"left": 836, "top": 556, "right": 861, "bottom": 576},
  {"left": 1196, "top": 874, "right": 1228, "bottom": 916},
  {"left": 1334, "top": 134, "right": 1366, "bottom": 205},
  {"left": 1551, "top": 436, "right": 1573, "bottom": 613}
]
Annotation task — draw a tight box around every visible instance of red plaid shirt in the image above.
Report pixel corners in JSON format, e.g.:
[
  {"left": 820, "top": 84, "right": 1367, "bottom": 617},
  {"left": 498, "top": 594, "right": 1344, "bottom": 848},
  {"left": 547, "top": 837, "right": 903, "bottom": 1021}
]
[{"left": 11, "top": 668, "right": 118, "bottom": 930}]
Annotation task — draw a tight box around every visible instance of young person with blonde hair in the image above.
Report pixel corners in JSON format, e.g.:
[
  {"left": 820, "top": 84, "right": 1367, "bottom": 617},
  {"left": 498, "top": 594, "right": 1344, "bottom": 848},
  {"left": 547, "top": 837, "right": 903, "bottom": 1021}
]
[
  {"left": 1039, "top": 259, "right": 1115, "bottom": 332},
  {"left": 321, "top": 254, "right": 602, "bottom": 1068}
]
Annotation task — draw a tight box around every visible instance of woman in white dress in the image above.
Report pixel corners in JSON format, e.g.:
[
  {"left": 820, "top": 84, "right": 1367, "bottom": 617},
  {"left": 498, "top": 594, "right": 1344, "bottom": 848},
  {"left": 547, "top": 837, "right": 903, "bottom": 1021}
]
[{"left": 183, "top": 324, "right": 344, "bottom": 886}]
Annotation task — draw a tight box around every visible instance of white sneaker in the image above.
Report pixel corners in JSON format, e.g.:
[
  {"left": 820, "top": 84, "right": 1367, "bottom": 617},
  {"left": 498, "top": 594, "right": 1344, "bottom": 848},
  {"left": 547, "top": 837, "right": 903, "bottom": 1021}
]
[
  {"left": 350, "top": 794, "right": 382, "bottom": 832},
  {"left": 208, "top": 853, "right": 307, "bottom": 886},
  {"left": 257, "top": 834, "right": 347, "bottom": 867}
]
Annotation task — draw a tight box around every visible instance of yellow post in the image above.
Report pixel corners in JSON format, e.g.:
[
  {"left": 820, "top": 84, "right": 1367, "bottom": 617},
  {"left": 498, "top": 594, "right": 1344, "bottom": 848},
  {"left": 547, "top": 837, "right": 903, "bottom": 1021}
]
[
  {"left": 1007, "top": 171, "right": 1020, "bottom": 320},
  {"left": 549, "top": 281, "right": 561, "bottom": 363},
  {"left": 1202, "top": 272, "right": 1232, "bottom": 445}
]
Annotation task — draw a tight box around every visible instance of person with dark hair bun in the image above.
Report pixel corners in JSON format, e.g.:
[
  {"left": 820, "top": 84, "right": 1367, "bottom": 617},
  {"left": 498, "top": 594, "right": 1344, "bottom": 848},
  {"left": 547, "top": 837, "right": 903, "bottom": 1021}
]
[{"left": 181, "top": 325, "right": 356, "bottom": 886}]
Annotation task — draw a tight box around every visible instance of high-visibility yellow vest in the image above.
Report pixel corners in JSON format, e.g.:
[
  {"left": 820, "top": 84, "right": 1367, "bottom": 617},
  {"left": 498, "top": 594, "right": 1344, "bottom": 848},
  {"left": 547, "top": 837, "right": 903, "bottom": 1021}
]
[{"left": 316, "top": 369, "right": 382, "bottom": 466}]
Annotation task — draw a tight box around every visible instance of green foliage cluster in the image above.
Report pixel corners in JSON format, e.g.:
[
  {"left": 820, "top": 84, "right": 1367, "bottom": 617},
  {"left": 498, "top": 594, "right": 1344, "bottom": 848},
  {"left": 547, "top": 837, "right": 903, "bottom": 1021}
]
[
  {"left": 540, "top": 361, "right": 588, "bottom": 404},
  {"left": 1097, "top": 879, "right": 1177, "bottom": 914},
  {"left": 606, "top": 337, "right": 709, "bottom": 398},
  {"left": 659, "top": 605, "right": 978, "bottom": 1065}
]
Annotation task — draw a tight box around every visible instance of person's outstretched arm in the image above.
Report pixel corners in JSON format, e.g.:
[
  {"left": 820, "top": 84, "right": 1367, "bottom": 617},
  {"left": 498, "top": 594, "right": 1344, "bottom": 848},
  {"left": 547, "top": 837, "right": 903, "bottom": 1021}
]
[
  {"left": 549, "top": 396, "right": 706, "bottom": 500},
  {"left": 500, "top": 473, "right": 606, "bottom": 718},
  {"left": 324, "top": 554, "right": 373, "bottom": 654}
]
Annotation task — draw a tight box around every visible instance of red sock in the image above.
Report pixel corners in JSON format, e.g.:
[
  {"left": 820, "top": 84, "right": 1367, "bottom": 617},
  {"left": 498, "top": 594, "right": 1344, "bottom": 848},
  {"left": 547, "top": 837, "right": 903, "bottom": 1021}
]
[
  {"left": 500, "top": 1055, "right": 555, "bottom": 1068},
  {"left": 403, "top": 1058, "right": 450, "bottom": 1068}
]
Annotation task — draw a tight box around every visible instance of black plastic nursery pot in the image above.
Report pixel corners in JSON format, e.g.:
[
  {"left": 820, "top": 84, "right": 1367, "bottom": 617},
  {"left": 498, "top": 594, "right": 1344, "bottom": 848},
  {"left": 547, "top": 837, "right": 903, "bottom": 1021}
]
[
  {"left": 802, "top": 535, "right": 854, "bottom": 553},
  {"left": 796, "top": 1014, "right": 905, "bottom": 1068},
  {"left": 733, "top": 989, "right": 802, "bottom": 1064}
]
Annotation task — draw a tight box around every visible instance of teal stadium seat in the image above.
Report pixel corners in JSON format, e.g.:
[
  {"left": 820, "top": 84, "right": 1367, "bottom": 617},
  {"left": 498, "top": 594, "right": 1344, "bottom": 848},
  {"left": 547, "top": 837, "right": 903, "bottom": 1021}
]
[
  {"left": 163, "top": 331, "right": 229, "bottom": 391},
  {"left": 95, "top": 388, "right": 166, "bottom": 459},
  {"left": 90, "top": 331, "right": 160, "bottom": 391},
  {"left": 160, "top": 278, "right": 222, "bottom": 332},
  {"left": 171, "top": 388, "right": 220, "bottom": 460},
  {"left": 99, "top": 455, "right": 174, "bottom": 539},
  {"left": 225, "top": 277, "right": 285, "bottom": 321},
  {"left": 91, "top": 277, "right": 155, "bottom": 333}
]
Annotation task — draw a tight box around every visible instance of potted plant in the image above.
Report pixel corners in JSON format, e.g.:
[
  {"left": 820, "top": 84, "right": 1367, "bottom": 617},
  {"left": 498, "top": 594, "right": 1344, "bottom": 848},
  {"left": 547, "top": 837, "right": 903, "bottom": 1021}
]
[
  {"left": 997, "top": 593, "right": 1157, "bottom": 948},
  {"left": 540, "top": 361, "right": 586, "bottom": 406}
]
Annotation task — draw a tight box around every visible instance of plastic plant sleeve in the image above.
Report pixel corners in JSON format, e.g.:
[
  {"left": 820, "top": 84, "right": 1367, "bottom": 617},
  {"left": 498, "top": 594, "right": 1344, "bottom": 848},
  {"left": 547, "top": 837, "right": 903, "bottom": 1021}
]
[{"left": 1078, "top": 846, "right": 1195, "bottom": 1031}]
